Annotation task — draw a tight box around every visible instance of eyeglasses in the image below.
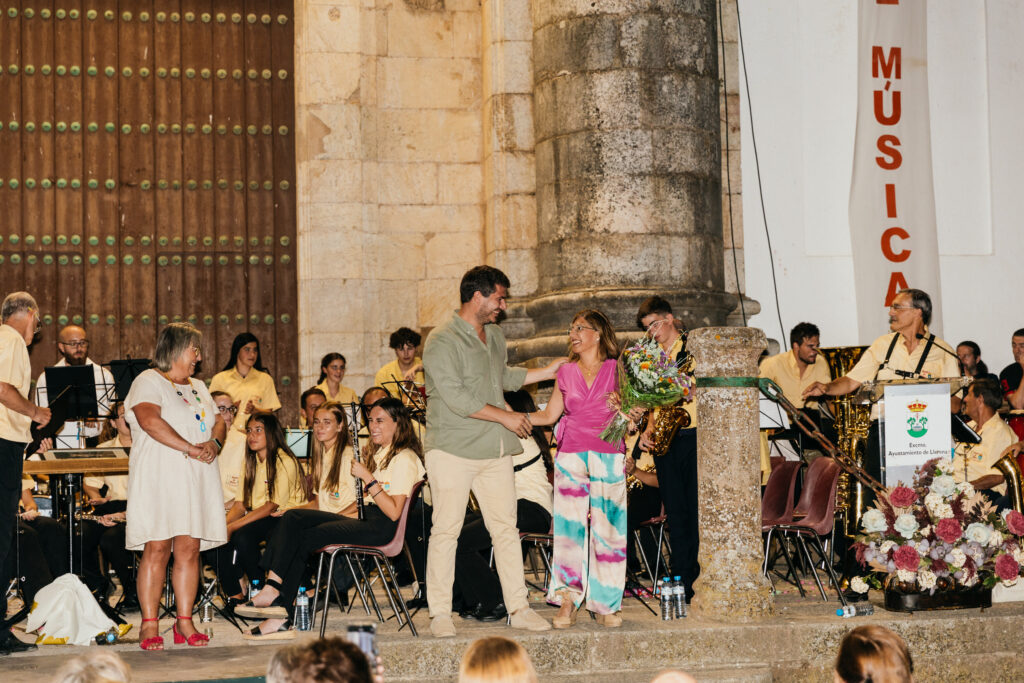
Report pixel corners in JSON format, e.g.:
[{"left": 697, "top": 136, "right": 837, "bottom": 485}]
[
  {"left": 567, "top": 325, "right": 597, "bottom": 335},
  {"left": 889, "top": 304, "right": 916, "bottom": 312},
  {"left": 644, "top": 319, "right": 666, "bottom": 332},
  {"left": 60, "top": 340, "right": 89, "bottom": 349},
  {"left": 217, "top": 405, "right": 237, "bottom": 414}
]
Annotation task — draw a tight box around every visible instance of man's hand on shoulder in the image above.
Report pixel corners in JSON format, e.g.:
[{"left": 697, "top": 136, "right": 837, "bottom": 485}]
[{"left": 544, "top": 357, "right": 569, "bottom": 380}]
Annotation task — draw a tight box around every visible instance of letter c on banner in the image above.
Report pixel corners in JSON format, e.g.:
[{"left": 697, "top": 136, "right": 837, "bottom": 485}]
[{"left": 881, "top": 227, "right": 910, "bottom": 262}]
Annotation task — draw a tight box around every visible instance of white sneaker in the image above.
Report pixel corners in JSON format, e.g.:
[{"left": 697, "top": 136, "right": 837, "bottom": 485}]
[
  {"left": 430, "top": 615, "right": 456, "bottom": 638},
  {"left": 508, "top": 607, "right": 551, "bottom": 631}
]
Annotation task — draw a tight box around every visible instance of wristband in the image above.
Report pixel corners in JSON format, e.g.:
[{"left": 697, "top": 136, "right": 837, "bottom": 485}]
[{"left": 364, "top": 479, "right": 379, "bottom": 493}]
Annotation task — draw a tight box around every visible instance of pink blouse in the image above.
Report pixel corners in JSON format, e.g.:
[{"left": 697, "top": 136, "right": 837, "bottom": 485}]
[{"left": 555, "top": 359, "right": 624, "bottom": 454}]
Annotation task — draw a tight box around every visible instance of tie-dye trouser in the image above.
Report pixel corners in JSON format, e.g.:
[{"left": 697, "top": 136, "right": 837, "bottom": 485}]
[{"left": 547, "top": 449, "right": 627, "bottom": 614}]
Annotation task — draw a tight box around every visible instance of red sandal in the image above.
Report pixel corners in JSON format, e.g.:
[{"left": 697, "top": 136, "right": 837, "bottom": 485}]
[
  {"left": 139, "top": 618, "right": 164, "bottom": 651},
  {"left": 173, "top": 615, "right": 210, "bottom": 647}
]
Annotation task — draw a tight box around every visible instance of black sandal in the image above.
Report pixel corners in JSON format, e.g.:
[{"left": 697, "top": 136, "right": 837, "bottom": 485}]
[{"left": 242, "top": 619, "right": 294, "bottom": 641}]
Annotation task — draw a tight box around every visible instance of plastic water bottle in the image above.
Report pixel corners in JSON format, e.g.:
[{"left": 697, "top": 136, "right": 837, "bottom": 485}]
[
  {"left": 95, "top": 626, "right": 118, "bottom": 645},
  {"left": 201, "top": 602, "right": 214, "bottom": 637},
  {"left": 659, "top": 577, "right": 673, "bottom": 620},
  {"left": 837, "top": 604, "right": 874, "bottom": 618},
  {"left": 673, "top": 575, "right": 686, "bottom": 618},
  {"left": 295, "top": 587, "right": 312, "bottom": 631},
  {"left": 249, "top": 579, "right": 261, "bottom": 601}
]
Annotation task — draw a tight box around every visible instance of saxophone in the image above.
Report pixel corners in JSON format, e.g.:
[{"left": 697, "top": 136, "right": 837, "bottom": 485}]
[
  {"left": 993, "top": 446, "right": 1024, "bottom": 514},
  {"left": 818, "top": 346, "right": 870, "bottom": 538},
  {"left": 646, "top": 337, "right": 695, "bottom": 458}
]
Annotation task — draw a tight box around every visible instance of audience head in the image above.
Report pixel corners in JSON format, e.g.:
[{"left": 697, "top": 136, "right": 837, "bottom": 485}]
[
  {"left": 460, "top": 265, "right": 511, "bottom": 305},
  {"left": 302, "top": 387, "right": 328, "bottom": 426},
  {"left": 319, "top": 352, "right": 347, "bottom": 385},
  {"left": 266, "top": 636, "right": 372, "bottom": 683},
  {"left": 1012, "top": 329, "right": 1024, "bottom": 366},
  {"left": 360, "top": 386, "right": 389, "bottom": 423},
  {"left": 154, "top": 323, "right": 203, "bottom": 374},
  {"left": 956, "top": 341, "right": 985, "bottom": 376},
  {"left": 224, "top": 332, "right": 267, "bottom": 373},
  {"left": 53, "top": 649, "right": 132, "bottom": 683},
  {"left": 98, "top": 402, "right": 129, "bottom": 444},
  {"left": 834, "top": 625, "right": 913, "bottom": 683},
  {"left": 458, "top": 636, "right": 537, "bottom": 683},
  {"left": 211, "top": 390, "right": 238, "bottom": 425},
  {"left": 567, "top": 308, "right": 618, "bottom": 362},
  {"left": 966, "top": 377, "right": 1002, "bottom": 421}
]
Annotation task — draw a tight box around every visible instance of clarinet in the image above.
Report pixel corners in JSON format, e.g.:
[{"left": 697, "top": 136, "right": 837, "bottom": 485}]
[{"left": 349, "top": 402, "right": 365, "bottom": 521}]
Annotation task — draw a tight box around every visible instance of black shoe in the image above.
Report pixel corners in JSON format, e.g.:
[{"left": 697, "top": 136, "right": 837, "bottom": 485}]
[
  {"left": 118, "top": 593, "right": 141, "bottom": 612},
  {"left": 474, "top": 603, "right": 507, "bottom": 622},
  {"left": 459, "top": 602, "right": 482, "bottom": 620},
  {"left": 0, "top": 632, "right": 38, "bottom": 655},
  {"left": 405, "top": 595, "right": 428, "bottom": 610},
  {"left": 841, "top": 589, "right": 868, "bottom": 603}
]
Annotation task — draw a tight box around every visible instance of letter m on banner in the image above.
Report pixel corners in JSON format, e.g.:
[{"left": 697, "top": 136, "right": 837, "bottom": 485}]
[{"left": 849, "top": 0, "right": 943, "bottom": 336}]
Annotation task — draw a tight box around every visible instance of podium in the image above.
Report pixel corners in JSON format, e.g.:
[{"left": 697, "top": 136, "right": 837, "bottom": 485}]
[{"left": 853, "top": 377, "right": 971, "bottom": 486}]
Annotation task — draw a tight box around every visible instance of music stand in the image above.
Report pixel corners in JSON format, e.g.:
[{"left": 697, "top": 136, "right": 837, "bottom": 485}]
[
  {"left": 109, "top": 358, "right": 151, "bottom": 402},
  {"left": 44, "top": 365, "right": 102, "bottom": 448},
  {"left": 286, "top": 429, "right": 312, "bottom": 460}
]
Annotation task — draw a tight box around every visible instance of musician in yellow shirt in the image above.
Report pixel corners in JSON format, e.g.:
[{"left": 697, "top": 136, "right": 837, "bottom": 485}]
[
  {"left": 375, "top": 327, "right": 425, "bottom": 400},
  {"left": 316, "top": 353, "right": 358, "bottom": 405}
]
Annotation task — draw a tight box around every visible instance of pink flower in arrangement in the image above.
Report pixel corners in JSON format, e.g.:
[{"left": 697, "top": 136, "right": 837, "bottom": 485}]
[
  {"left": 935, "top": 518, "right": 963, "bottom": 544},
  {"left": 892, "top": 544, "right": 921, "bottom": 572},
  {"left": 995, "top": 553, "right": 1021, "bottom": 582},
  {"left": 1005, "top": 510, "right": 1024, "bottom": 536},
  {"left": 889, "top": 486, "right": 917, "bottom": 508}
]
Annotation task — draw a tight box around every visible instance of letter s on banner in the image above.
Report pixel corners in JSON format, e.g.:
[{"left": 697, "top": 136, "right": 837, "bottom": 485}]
[{"left": 876, "top": 134, "right": 902, "bottom": 169}]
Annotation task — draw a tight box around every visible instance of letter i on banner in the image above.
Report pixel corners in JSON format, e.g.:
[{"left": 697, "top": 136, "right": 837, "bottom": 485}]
[{"left": 849, "top": 0, "right": 943, "bottom": 337}]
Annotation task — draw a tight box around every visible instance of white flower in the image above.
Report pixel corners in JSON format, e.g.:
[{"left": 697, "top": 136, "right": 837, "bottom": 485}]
[
  {"left": 918, "top": 569, "right": 937, "bottom": 590},
  {"left": 931, "top": 504, "right": 953, "bottom": 520},
  {"left": 896, "top": 569, "right": 917, "bottom": 584},
  {"left": 956, "top": 481, "right": 975, "bottom": 498},
  {"left": 924, "top": 492, "right": 945, "bottom": 512},
  {"left": 1014, "top": 548, "right": 1024, "bottom": 565},
  {"left": 989, "top": 530, "right": 1004, "bottom": 548},
  {"left": 963, "top": 572, "right": 979, "bottom": 587},
  {"left": 862, "top": 508, "right": 888, "bottom": 534},
  {"left": 920, "top": 525, "right": 932, "bottom": 537},
  {"left": 850, "top": 576, "right": 870, "bottom": 594},
  {"left": 894, "top": 513, "right": 920, "bottom": 539},
  {"left": 965, "top": 523, "right": 992, "bottom": 545},
  {"left": 880, "top": 540, "right": 897, "bottom": 554},
  {"left": 949, "top": 548, "right": 967, "bottom": 568},
  {"left": 931, "top": 475, "right": 957, "bottom": 497}
]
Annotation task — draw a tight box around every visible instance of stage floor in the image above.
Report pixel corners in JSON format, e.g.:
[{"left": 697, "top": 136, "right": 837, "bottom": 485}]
[{"left": 6, "top": 577, "right": 1024, "bottom": 682}]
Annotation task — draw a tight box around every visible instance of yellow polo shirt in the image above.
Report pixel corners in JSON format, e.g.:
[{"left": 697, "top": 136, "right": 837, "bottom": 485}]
[
  {"left": 317, "top": 445, "right": 358, "bottom": 515},
  {"left": 210, "top": 368, "right": 282, "bottom": 430},
  {"left": 241, "top": 448, "right": 307, "bottom": 510},
  {"left": 759, "top": 350, "right": 832, "bottom": 409},
  {"left": 846, "top": 330, "right": 960, "bottom": 419},
  {"left": 315, "top": 380, "right": 358, "bottom": 406},
  {"left": 0, "top": 324, "right": 31, "bottom": 443},
  {"left": 366, "top": 446, "right": 424, "bottom": 504},
  {"left": 954, "top": 414, "right": 1017, "bottom": 496},
  {"left": 375, "top": 358, "right": 424, "bottom": 397}
]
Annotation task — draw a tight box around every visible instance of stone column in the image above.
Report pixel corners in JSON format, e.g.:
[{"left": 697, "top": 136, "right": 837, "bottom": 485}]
[
  {"left": 688, "top": 327, "right": 774, "bottom": 620},
  {"left": 511, "top": 0, "right": 734, "bottom": 359}
]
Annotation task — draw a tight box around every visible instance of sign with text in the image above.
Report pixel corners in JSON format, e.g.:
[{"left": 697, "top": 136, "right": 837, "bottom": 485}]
[{"left": 883, "top": 382, "right": 950, "bottom": 486}]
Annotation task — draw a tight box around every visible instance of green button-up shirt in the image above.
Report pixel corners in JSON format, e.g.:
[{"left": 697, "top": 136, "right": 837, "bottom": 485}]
[{"left": 424, "top": 311, "right": 528, "bottom": 460}]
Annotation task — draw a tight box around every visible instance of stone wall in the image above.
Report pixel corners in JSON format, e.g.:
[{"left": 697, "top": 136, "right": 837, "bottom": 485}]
[
  {"left": 292, "top": 0, "right": 748, "bottom": 396},
  {"left": 294, "top": 0, "right": 485, "bottom": 393}
]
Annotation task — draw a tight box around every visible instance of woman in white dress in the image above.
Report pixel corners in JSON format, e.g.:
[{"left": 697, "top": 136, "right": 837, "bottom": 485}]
[{"left": 125, "top": 323, "right": 227, "bottom": 650}]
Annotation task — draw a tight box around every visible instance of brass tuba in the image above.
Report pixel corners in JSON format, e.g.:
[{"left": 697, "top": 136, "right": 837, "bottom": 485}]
[
  {"left": 994, "top": 444, "right": 1024, "bottom": 514},
  {"left": 818, "top": 346, "right": 870, "bottom": 537}
]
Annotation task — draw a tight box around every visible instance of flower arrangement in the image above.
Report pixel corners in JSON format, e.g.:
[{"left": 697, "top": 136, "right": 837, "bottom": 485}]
[
  {"left": 599, "top": 335, "right": 693, "bottom": 443},
  {"left": 851, "top": 458, "right": 1024, "bottom": 597}
]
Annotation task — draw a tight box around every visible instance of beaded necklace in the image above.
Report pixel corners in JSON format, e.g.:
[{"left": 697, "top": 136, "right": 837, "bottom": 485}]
[{"left": 162, "top": 371, "right": 207, "bottom": 433}]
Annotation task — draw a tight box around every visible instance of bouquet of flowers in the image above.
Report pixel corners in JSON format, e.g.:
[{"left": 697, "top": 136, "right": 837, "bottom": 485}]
[
  {"left": 599, "top": 335, "right": 693, "bottom": 444},
  {"left": 849, "top": 458, "right": 1024, "bottom": 596}
]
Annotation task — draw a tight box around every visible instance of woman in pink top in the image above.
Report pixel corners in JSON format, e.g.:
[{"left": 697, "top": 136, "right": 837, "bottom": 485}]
[{"left": 528, "top": 309, "right": 629, "bottom": 628}]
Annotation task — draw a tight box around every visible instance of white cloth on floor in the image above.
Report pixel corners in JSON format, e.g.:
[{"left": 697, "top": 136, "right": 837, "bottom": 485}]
[{"left": 24, "top": 573, "right": 115, "bottom": 646}]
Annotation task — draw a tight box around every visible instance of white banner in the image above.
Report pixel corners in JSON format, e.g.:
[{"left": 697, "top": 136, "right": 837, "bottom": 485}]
[
  {"left": 883, "top": 382, "right": 951, "bottom": 487},
  {"left": 849, "top": 0, "right": 942, "bottom": 336}
]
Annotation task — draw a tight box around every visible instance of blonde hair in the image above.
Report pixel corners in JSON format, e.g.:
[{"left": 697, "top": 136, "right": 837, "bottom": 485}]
[
  {"left": 835, "top": 625, "right": 913, "bottom": 683},
  {"left": 458, "top": 636, "right": 537, "bottom": 683},
  {"left": 53, "top": 650, "right": 132, "bottom": 683}
]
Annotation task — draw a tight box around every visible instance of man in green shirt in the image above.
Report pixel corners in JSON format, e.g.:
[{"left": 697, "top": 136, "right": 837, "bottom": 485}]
[{"left": 424, "top": 266, "right": 565, "bottom": 638}]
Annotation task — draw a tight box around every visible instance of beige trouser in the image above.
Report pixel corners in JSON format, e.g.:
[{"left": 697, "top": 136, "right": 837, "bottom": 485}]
[{"left": 425, "top": 448, "right": 528, "bottom": 618}]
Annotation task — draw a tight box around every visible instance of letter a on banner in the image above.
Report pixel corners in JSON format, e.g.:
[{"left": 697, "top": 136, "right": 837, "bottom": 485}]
[{"left": 849, "top": 0, "right": 942, "bottom": 336}]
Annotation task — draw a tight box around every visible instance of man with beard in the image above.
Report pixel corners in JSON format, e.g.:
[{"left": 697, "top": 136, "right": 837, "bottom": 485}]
[
  {"left": 422, "top": 265, "right": 564, "bottom": 638},
  {"left": 760, "top": 323, "right": 831, "bottom": 410},
  {"left": 35, "top": 325, "right": 115, "bottom": 448}
]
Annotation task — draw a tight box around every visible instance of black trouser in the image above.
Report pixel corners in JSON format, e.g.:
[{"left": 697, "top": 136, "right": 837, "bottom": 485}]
[
  {"left": 261, "top": 507, "right": 396, "bottom": 608},
  {"left": 81, "top": 500, "right": 129, "bottom": 595},
  {"left": 626, "top": 484, "right": 663, "bottom": 574},
  {"left": 454, "top": 499, "right": 551, "bottom": 611},
  {"left": 0, "top": 438, "right": 26, "bottom": 633},
  {"left": 656, "top": 427, "right": 698, "bottom": 597},
  {"left": 214, "top": 515, "right": 280, "bottom": 597}
]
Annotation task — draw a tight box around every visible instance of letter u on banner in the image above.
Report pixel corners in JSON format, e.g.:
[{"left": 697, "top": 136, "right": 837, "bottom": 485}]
[{"left": 849, "top": 0, "right": 943, "bottom": 336}]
